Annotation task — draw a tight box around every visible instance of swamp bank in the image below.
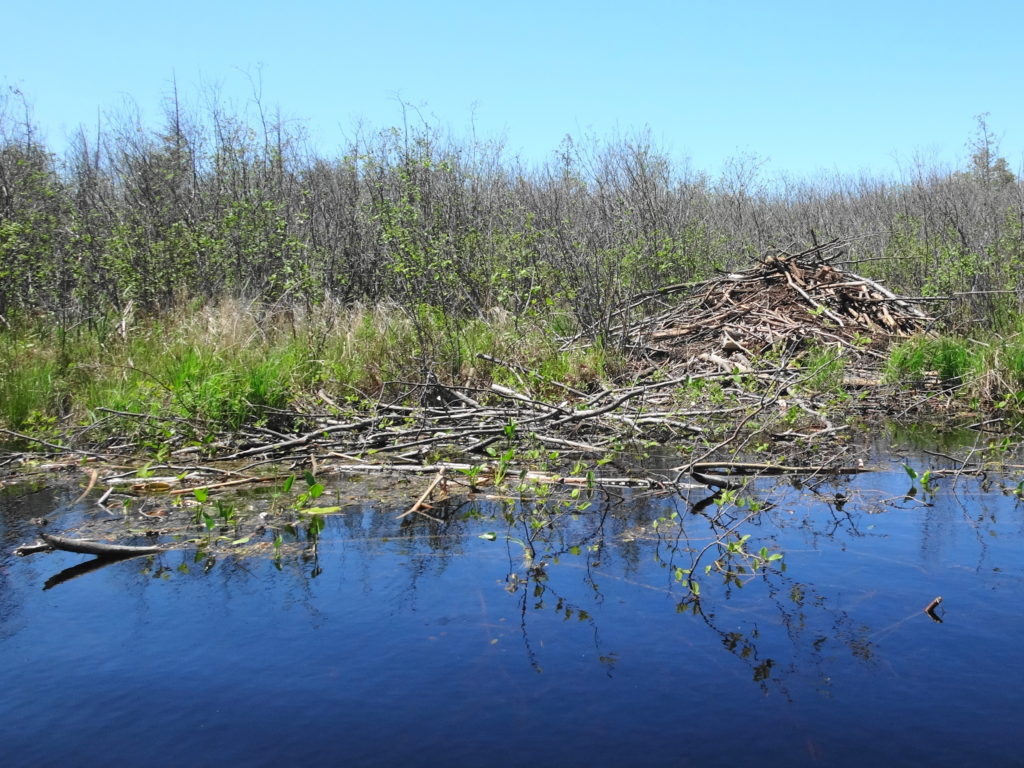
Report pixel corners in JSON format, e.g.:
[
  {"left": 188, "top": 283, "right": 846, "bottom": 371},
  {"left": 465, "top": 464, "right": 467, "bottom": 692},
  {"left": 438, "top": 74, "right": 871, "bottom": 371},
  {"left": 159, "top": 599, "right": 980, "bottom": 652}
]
[{"left": 6, "top": 241, "right": 1024, "bottom": 599}]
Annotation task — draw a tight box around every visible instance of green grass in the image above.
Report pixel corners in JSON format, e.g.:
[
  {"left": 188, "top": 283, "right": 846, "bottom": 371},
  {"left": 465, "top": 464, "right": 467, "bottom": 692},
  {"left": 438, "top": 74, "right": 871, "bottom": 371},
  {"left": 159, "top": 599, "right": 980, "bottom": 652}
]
[
  {"left": 0, "top": 333, "right": 58, "bottom": 429},
  {"left": 885, "top": 332, "right": 1024, "bottom": 408},
  {"left": 885, "top": 336, "right": 977, "bottom": 386},
  {"left": 797, "top": 344, "right": 848, "bottom": 396},
  {"left": 9, "top": 298, "right": 1024, "bottom": 455},
  {"left": 972, "top": 333, "right": 1024, "bottom": 406},
  {"left": 0, "top": 299, "right": 624, "bottom": 446}
]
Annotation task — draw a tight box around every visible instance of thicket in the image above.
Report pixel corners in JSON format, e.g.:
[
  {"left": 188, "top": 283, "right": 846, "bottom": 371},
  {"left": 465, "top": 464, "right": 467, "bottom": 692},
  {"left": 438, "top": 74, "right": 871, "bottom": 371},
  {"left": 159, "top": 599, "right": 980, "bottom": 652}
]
[
  {"left": 2, "top": 89, "right": 1022, "bottom": 330},
  {"left": 2, "top": 86, "right": 1024, "bottom": 433}
]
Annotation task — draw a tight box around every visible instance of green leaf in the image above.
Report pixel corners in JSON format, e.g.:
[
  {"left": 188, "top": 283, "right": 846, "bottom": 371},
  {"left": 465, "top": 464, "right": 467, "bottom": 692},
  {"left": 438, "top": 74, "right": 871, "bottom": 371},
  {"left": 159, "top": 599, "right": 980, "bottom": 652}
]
[
  {"left": 193, "top": 488, "right": 208, "bottom": 502},
  {"left": 282, "top": 475, "right": 295, "bottom": 493},
  {"left": 303, "top": 470, "right": 317, "bottom": 486},
  {"left": 308, "top": 483, "right": 325, "bottom": 499},
  {"left": 300, "top": 506, "right": 341, "bottom": 515},
  {"left": 902, "top": 464, "right": 918, "bottom": 481},
  {"left": 231, "top": 536, "right": 251, "bottom": 545}
]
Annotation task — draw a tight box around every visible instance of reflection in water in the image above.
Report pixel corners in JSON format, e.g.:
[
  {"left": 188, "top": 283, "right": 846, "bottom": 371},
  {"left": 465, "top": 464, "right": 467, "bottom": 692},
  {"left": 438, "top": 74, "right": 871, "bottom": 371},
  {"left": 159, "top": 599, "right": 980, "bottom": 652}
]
[
  {"left": 1, "top": 456, "right": 1023, "bottom": 766},
  {"left": 42, "top": 553, "right": 153, "bottom": 591}
]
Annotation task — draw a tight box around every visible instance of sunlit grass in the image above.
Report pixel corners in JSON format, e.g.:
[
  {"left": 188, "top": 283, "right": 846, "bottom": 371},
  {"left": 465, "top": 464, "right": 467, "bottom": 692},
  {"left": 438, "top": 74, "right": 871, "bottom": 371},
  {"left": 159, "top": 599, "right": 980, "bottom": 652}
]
[
  {"left": 0, "top": 299, "right": 625, "bottom": 441},
  {"left": 885, "top": 336, "right": 977, "bottom": 386},
  {"left": 885, "top": 331, "right": 1024, "bottom": 408}
]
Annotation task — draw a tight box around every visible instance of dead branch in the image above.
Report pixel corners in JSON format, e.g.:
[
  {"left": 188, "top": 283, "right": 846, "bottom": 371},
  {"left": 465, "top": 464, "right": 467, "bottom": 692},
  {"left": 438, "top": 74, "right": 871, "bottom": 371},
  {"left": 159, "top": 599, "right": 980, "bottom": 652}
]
[
  {"left": 397, "top": 469, "right": 448, "bottom": 519},
  {"left": 39, "top": 532, "right": 168, "bottom": 558}
]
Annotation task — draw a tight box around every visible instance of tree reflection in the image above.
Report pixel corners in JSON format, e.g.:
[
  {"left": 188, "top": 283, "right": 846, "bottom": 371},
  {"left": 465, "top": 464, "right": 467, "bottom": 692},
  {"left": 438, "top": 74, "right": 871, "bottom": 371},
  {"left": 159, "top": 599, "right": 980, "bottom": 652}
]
[{"left": 8, "top": 464, "right": 1018, "bottom": 697}]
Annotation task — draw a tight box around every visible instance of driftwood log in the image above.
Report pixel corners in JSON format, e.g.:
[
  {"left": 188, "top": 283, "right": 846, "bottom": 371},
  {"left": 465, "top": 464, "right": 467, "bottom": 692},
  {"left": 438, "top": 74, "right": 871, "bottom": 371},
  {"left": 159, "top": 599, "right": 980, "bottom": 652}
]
[{"left": 38, "top": 532, "right": 168, "bottom": 558}]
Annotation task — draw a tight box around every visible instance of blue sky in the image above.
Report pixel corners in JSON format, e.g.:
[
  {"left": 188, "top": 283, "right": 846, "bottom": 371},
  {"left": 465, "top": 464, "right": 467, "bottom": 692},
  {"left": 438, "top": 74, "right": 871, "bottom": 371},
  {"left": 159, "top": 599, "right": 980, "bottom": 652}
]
[{"left": 4, "top": 0, "right": 1022, "bottom": 178}]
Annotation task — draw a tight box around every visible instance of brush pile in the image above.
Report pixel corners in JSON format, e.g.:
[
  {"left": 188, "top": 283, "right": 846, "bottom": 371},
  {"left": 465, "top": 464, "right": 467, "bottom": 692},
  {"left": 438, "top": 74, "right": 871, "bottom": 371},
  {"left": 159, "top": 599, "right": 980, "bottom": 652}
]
[{"left": 628, "top": 240, "right": 931, "bottom": 376}]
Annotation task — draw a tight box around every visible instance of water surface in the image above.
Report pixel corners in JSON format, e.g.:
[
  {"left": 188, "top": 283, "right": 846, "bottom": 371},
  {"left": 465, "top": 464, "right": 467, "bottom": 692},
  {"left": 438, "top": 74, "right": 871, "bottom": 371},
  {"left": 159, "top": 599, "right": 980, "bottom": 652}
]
[{"left": 1, "top": 449, "right": 1021, "bottom": 767}]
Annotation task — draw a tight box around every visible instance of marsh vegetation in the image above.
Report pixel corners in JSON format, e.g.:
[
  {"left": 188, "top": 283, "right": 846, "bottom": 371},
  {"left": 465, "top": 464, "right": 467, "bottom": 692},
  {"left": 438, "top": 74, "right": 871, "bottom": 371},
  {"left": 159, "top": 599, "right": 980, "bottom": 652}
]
[
  {"left": 3, "top": 86, "right": 1024, "bottom": 572},
  {"left": 1, "top": 88, "right": 1023, "bottom": 447}
]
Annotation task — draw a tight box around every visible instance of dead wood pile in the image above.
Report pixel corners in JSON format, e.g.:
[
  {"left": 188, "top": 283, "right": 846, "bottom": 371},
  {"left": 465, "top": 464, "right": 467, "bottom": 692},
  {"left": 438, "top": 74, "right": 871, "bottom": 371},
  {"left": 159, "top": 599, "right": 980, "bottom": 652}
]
[{"left": 630, "top": 241, "right": 931, "bottom": 376}]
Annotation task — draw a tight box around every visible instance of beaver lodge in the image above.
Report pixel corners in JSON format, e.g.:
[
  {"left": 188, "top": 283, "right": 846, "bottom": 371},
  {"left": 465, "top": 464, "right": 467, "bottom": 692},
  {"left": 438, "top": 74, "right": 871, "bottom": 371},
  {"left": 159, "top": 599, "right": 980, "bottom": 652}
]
[{"left": 622, "top": 239, "right": 931, "bottom": 387}]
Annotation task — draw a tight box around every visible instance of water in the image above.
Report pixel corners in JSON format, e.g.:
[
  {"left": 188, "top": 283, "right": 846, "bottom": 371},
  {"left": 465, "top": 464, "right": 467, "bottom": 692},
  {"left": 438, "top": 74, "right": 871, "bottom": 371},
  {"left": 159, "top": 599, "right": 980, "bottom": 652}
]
[{"left": 1, "top": 450, "right": 1022, "bottom": 767}]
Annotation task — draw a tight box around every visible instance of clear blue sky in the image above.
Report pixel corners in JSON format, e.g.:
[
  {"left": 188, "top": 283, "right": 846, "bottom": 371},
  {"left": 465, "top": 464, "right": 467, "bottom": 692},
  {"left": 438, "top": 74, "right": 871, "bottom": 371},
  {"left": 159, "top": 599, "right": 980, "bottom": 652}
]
[{"left": 4, "top": 0, "right": 1022, "bottom": 178}]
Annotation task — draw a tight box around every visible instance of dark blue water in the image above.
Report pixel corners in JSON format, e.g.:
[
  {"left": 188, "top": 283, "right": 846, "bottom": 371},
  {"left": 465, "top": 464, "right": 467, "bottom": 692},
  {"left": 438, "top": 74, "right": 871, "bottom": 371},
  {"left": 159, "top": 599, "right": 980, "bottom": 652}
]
[{"left": 1, "top": 457, "right": 1021, "bottom": 767}]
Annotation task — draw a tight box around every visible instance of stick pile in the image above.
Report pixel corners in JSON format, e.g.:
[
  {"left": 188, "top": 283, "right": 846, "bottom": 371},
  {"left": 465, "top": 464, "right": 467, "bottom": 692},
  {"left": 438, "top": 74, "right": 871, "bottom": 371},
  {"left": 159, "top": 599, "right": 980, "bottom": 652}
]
[{"left": 631, "top": 241, "right": 931, "bottom": 375}]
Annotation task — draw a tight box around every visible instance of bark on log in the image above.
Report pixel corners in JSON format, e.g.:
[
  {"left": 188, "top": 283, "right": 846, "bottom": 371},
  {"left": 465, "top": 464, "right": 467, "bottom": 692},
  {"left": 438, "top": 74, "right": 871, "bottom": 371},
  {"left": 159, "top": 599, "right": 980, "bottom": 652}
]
[{"left": 39, "top": 532, "right": 168, "bottom": 558}]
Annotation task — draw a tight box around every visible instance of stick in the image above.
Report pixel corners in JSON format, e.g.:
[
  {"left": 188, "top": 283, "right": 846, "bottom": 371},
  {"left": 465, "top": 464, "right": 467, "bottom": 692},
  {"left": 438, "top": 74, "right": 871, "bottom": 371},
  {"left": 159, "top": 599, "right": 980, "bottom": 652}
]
[
  {"left": 0, "top": 428, "right": 109, "bottom": 460},
  {"left": 218, "top": 420, "right": 378, "bottom": 460},
  {"left": 96, "top": 486, "right": 114, "bottom": 511},
  {"left": 673, "top": 461, "right": 872, "bottom": 475},
  {"left": 13, "top": 541, "right": 54, "bottom": 556},
  {"left": 397, "top": 469, "right": 447, "bottom": 519},
  {"left": 168, "top": 475, "right": 285, "bottom": 496},
  {"left": 39, "top": 532, "right": 168, "bottom": 558},
  {"left": 72, "top": 469, "right": 99, "bottom": 504},
  {"left": 477, "top": 353, "right": 587, "bottom": 396}
]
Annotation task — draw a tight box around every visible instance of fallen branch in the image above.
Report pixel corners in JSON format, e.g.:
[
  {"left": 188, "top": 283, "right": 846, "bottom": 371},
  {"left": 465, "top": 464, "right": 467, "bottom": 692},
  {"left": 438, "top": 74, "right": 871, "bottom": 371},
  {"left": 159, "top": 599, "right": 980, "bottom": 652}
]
[
  {"left": 39, "top": 532, "right": 168, "bottom": 558},
  {"left": 13, "top": 541, "right": 54, "bottom": 556},
  {"left": 0, "top": 428, "right": 110, "bottom": 460},
  {"left": 72, "top": 469, "right": 99, "bottom": 504},
  {"left": 168, "top": 475, "right": 285, "bottom": 496},
  {"left": 679, "top": 461, "right": 872, "bottom": 475},
  {"left": 397, "top": 469, "right": 448, "bottom": 519}
]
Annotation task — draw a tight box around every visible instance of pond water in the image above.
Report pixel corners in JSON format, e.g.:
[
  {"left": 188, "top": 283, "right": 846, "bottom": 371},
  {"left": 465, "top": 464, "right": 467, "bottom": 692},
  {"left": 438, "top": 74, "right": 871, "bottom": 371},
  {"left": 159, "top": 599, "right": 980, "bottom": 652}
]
[{"left": 1, "top": 443, "right": 1022, "bottom": 767}]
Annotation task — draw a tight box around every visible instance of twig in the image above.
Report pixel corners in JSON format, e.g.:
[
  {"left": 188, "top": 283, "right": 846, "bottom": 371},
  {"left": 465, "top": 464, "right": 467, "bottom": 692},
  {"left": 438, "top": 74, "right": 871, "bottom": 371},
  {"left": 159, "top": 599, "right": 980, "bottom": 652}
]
[
  {"left": 678, "top": 461, "right": 871, "bottom": 475},
  {"left": 477, "top": 353, "right": 587, "bottom": 397},
  {"left": 0, "top": 428, "right": 110, "bottom": 460},
  {"left": 397, "top": 469, "right": 447, "bottom": 519},
  {"left": 72, "top": 469, "right": 99, "bottom": 504},
  {"left": 924, "top": 596, "right": 943, "bottom": 623},
  {"left": 168, "top": 475, "right": 285, "bottom": 496}
]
